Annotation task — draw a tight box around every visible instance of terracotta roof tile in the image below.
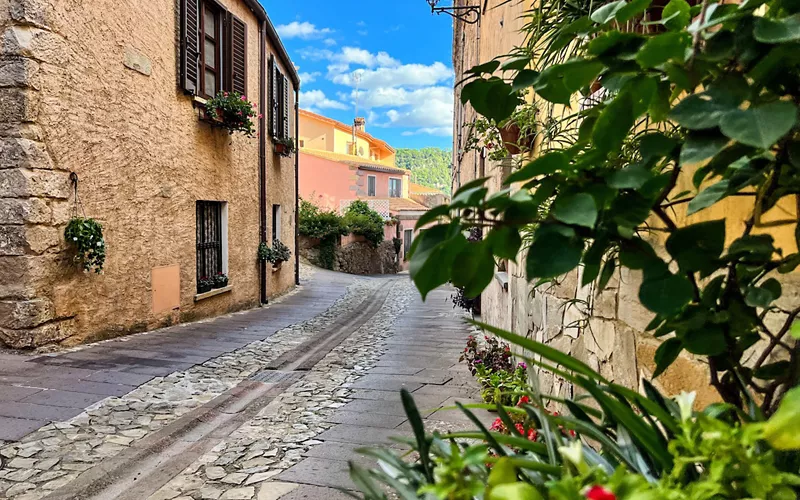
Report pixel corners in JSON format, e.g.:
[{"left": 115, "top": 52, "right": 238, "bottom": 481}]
[
  {"left": 409, "top": 182, "right": 446, "bottom": 195},
  {"left": 300, "top": 148, "right": 410, "bottom": 174},
  {"left": 299, "top": 109, "right": 395, "bottom": 153}
]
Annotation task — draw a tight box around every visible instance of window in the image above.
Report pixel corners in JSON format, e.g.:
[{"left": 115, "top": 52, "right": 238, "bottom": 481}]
[
  {"left": 180, "top": 0, "right": 247, "bottom": 98},
  {"left": 299, "top": 139, "right": 305, "bottom": 148},
  {"left": 270, "top": 55, "right": 291, "bottom": 140},
  {"left": 367, "top": 175, "right": 376, "bottom": 197},
  {"left": 272, "top": 204, "right": 282, "bottom": 241},
  {"left": 196, "top": 201, "right": 228, "bottom": 291},
  {"left": 389, "top": 178, "right": 402, "bottom": 198},
  {"left": 404, "top": 229, "right": 413, "bottom": 256},
  {"left": 346, "top": 141, "right": 354, "bottom": 155}
]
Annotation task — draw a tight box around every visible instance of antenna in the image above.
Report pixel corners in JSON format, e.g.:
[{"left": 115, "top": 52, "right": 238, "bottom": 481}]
[{"left": 351, "top": 70, "right": 363, "bottom": 154}]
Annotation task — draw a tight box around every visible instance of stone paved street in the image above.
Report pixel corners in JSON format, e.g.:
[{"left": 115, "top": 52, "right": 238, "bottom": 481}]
[{"left": 0, "top": 268, "right": 488, "bottom": 499}]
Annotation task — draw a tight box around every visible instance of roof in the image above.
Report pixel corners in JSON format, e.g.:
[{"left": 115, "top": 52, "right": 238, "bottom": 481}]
[
  {"left": 301, "top": 148, "right": 410, "bottom": 174},
  {"left": 299, "top": 109, "right": 395, "bottom": 154},
  {"left": 240, "top": 0, "right": 300, "bottom": 88},
  {"left": 409, "top": 182, "right": 446, "bottom": 195},
  {"left": 387, "top": 198, "right": 428, "bottom": 212}
]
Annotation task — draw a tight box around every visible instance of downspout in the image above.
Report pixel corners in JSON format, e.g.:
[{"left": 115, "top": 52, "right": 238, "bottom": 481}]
[
  {"left": 259, "top": 21, "right": 268, "bottom": 304},
  {"left": 294, "top": 91, "right": 300, "bottom": 286}
]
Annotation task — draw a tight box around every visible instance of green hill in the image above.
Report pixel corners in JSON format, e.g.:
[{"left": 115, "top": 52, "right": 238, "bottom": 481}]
[{"left": 395, "top": 148, "right": 452, "bottom": 196}]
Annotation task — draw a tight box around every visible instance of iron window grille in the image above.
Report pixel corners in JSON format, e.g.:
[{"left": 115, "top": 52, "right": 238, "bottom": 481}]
[{"left": 196, "top": 200, "right": 224, "bottom": 290}]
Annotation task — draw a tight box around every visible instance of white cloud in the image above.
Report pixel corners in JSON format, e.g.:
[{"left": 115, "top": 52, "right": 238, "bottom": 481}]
[
  {"left": 300, "top": 89, "right": 348, "bottom": 110},
  {"left": 356, "top": 21, "right": 367, "bottom": 27},
  {"left": 357, "top": 30, "right": 368, "bottom": 36},
  {"left": 276, "top": 21, "right": 332, "bottom": 40},
  {"left": 298, "top": 71, "right": 321, "bottom": 84},
  {"left": 401, "top": 127, "right": 452, "bottom": 137},
  {"left": 323, "top": 38, "right": 337, "bottom": 46},
  {"left": 331, "top": 62, "right": 452, "bottom": 89}
]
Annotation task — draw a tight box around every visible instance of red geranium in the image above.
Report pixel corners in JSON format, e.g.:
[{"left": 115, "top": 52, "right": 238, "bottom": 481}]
[{"left": 586, "top": 486, "right": 616, "bottom": 500}]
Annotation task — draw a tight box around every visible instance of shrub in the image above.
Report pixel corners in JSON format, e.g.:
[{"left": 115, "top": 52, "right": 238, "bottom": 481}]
[
  {"left": 204, "top": 91, "right": 259, "bottom": 137},
  {"left": 298, "top": 199, "right": 347, "bottom": 270},
  {"left": 343, "top": 200, "right": 385, "bottom": 247},
  {"left": 65, "top": 217, "right": 106, "bottom": 273}
]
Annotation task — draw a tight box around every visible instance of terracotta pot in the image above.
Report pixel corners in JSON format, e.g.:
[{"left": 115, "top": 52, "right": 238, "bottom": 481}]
[
  {"left": 274, "top": 143, "right": 288, "bottom": 155},
  {"left": 272, "top": 261, "right": 283, "bottom": 272},
  {"left": 500, "top": 123, "right": 535, "bottom": 155}
]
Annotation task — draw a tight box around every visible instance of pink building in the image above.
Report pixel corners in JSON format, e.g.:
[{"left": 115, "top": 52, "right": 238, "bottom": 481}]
[{"left": 298, "top": 110, "right": 429, "bottom": 264}]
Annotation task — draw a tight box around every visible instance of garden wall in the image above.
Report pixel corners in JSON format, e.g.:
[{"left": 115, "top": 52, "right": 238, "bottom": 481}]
[{"left": 299, "top": 235, "right": 398, "bottom": 275}]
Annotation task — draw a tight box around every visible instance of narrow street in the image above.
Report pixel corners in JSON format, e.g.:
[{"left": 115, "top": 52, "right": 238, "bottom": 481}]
[{"left": 0, "top": 269, "right": 488, "bottom": 500}]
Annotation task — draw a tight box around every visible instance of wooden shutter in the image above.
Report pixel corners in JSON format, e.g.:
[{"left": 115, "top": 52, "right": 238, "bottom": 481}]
[
  {"left": 282, "top": 74, "right": 290, "bottom": 139},
  {"left": 230, "top": 15, "right": 247, "bottom": 95},
  {"left": 180, "top": 0, "right": 199, "bottom": 94},
  {"left": 269, "top": 55, "right": 278, "bottom": 138}
]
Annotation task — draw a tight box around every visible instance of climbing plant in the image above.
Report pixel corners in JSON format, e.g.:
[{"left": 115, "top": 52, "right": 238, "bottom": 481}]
[{"left": 410, "top": 0, "right": 800, "bottom": 416}]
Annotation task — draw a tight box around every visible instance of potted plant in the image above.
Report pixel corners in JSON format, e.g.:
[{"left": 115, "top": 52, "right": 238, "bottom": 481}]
[
  {"left": 197, "top": 276, "right": 215, "bottom": 294},
  {"left": 203, "top": 91, "right": 259, "bottom": 137},
  {"left": 212, "top": 272, "right": 228, "bottom": 289},
  {"left": 273, "top": 137, "right": 296, "bottom": 157},
  {"left": 499, "top": 105, "right": 538, "bottom": 155},
  {"left": 65, "top": 217, "right": 106, "bottom": 273},
  {"left": 258, "top": 239, "right": 292, "bottom": 270}
]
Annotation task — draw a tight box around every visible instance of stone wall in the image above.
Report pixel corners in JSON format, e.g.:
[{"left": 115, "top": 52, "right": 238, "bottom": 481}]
[
  {"left": 299, "top": 235, "right": 398, "bottom": 275},
  {"left": 0, "top": 0, "right": 297, "bottom": 348}
]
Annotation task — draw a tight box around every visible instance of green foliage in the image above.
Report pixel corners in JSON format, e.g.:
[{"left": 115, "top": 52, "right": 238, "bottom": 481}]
[
  {"left": 411, "top": 0, "right": 800, "bottom": 416},
  {"left": 298, "top": 200, "right": 347, "bottom": 241},
  {"left": 343, "top": 200, "right": 385, "bottom": 247},
  {"left": 258, "top": 239, "right": 291, "bottom": 266},
  {"left": 395, "top": 148, "right": 453, "bottom": 196},
  {"left": 65, "top": 217, "right": 106, "bottom": 273},
  {"left": 274, "top": 136, "right": 296, "bottom": 157},
  {"left": 350, "top": 326, "right": 800, "bottom": 500},
  {"left": 204, "top": 91, "right": 258, "bottom": 137}
]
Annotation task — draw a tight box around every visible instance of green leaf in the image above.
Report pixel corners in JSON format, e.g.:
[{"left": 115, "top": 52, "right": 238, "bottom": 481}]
[
  {"left": 488, "top": 458, "right": 518, "bottom": 487},
  {"left": 639, "top": 272, "right": 693, "bottom": 315},
  {"left": 489, "top": 483, "right": 544, "bottom": 500},
  {"left": 590, "top": 1, "right": 626, "bottom": 24},
  {"left": 616, "top": 0, "right": 653, "bottom": 22},
  {"left": 720, "top": 100, "right": 798, "bottom": 150},
  {"left": 400, "top": 389, "right": 433, "bottom": 480},
  {"left": 415, "top": 204, "right": 450, "bottom": 230},
  {"left": 669, "top": 90, "right": 738, "bottom": 130},
  {"left": 512, "top": 69, "right": 539, "bottom": 92},
  {"left": 587, "top": 31, "right": 644, "bottom": 57},
  {"left": 639, "top": 133, "right": 678, "bottom": 161},
  {"left": 778, "top": 253, "right": 800, "bottom": 273},
  {"left": 526, "top": 231, "right": 583, "bottom": 279},
  {"left": 552, "top": 193, "right": 598, "bottom": 228},
  {"left": 469, "top": 60, "right": 502, "bottom": 75},
  {"left": 462, "top": 78, "right": 520, "bottom": 123},
  {"left": 410, "top": 224, "right": 467, "bottom": 300},
  {"left": 661, "top": 0, "right": 691, "bottom": 30},
  {"left": 680, "top": 134, "right": 729, "bottom": 166},
  {"left": 489, "top": 226, "right": 522, "bottom": 260},
  {"left": 687, "top": 180, "right": 731, "bottom": 215},
  {"left": 681, "top": 326, "right": 726, "bottom": 356},
  {"left": 744, "top": 284, "right": 778, "bottom": 308},
  {"left": 754, "top": 361, "right": 791, "bottom": 380},
  {"left": 452, "top": 241, "right": 495, "bottom": 299},
  {"left": 754, "top": 14, "right": 800, "bottom": 43},
  {"left": 636, "top": 32, "right": 691, "bottom": 68},
  {"left": 597, "top": 258, "right": 616, "bottom": 292},
  {"left": 534, "top": 60, "right": 604, "bottom": 104},
  {"left": 791, "top": 321, "right": 800, "bottom": 340},
  {"left": 593, "top": 92, "right": 634, "bottom": 153},
  {"left": 763, "top": 386, "right": 800, "bottom": 450},
  {"left": 501, "top": 57, "right": 531, "bottom": 71},
  {"left": 609, "top": 164, "right": 653, "bottom": 189},
  {"left": 653, "top": 338, "right": 682, "bottom": 377},
  {"left": 665, "top": 220, "right": 725, "bottom": 273},
  {"left": 504, "top": 151, "right": 569, "bottom": 185}
]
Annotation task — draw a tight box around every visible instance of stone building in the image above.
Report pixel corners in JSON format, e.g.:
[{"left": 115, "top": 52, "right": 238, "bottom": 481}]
[
  {"left": 0, "top": 0, "right": 300, "bottom": 348},
  {"left": 451, "top": 0, "right": 799, "bottom": 407}
]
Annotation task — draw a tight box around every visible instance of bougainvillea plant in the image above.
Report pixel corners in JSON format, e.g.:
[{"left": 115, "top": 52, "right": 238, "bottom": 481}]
[
  {"left": 65, "top": 217, "right": 106, "bottom": 273},
  {"left": 204, "top": 91, "right": 259, "bottom": 137}
]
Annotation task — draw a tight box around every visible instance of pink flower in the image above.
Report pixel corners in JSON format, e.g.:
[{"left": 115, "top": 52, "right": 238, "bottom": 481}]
[
  {"left": 258, "top": 114, "right": 263, "bottom": 119},
  {"left": 241, "top": 95, "right": 246, "bottom": 100},
  {"left": 586, "top": 486, "right": 616, "bottom": 500},
  {"left": 224, "top": 92, "right": 229, "bottom": 97}
]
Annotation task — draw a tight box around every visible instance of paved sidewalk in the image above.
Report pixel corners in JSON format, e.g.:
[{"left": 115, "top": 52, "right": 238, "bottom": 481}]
[
  {"left": 270, "top": 285, "right": 491, "bottom": 499},
  {"left": 0, "top": 269, "right": 354, "bottom": 441}
]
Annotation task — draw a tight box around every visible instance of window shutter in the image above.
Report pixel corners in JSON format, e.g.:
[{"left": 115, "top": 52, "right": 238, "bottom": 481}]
[
  {"left": 230, "top": 15, "right": 247, "bottom": 95},
  {"left": 269, "top": 55, "right": 278, "bottom": 138},
  {"left": 282, "top": 74, "right": 290, "bottom": 139},
  {"left": 180, "top": 0, "right": 199, "bottom": 94}
]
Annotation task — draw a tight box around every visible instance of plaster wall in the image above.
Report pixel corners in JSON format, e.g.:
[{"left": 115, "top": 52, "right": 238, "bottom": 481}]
[{"left": 0, "top": 0, "right": 297, "bottom": 347}]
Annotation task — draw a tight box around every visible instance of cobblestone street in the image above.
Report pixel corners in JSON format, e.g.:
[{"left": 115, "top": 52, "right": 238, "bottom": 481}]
[{"left": 0, "top": 268, "right": 486, "bottom": 500}]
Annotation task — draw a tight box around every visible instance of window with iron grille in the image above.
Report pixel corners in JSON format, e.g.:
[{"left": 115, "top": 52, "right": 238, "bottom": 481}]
[{"left": 196, "top": 201, "right": 224, "bottom": 290}]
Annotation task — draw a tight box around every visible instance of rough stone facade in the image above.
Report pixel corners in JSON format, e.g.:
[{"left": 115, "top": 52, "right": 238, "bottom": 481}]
[
  {"left": 0, "top": 0, "right": 298, "bottom": 348},
  {"left": 451, "top": 0, "right": 798, "bottom": 407},
  {"left": 299, "top": 236, "right": 398, "bottom": 276}
]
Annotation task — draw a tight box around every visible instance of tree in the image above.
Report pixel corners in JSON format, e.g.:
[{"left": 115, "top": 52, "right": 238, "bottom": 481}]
[{"left": 396, "top": 148, "right": 453, "bottom": 196}]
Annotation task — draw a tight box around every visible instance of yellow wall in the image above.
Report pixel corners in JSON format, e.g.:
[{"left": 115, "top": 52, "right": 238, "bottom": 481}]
[{"left": 299, "top": 112, "right": 396, "bottom": 165}]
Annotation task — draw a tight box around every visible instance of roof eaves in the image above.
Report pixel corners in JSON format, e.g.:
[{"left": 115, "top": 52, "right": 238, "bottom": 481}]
[{"left": 241, "top": 0, "right": 300, "bottom": 88}]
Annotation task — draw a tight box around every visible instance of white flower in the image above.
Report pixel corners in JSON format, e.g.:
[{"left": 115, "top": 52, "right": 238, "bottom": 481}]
[
  {"left": 558, "top": 440, "right": 588, "bottom": 474},
  {"left": 97, "top": 241, "right": 102, "bottom": 247},
  {"left": 73, "top": 237, "right": 78, "bottom": 241},
  {"left": 675, "top": 391, "right": 696, "bottom": 422}
]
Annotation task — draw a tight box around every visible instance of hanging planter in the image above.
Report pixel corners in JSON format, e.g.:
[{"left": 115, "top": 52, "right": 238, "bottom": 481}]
[
  {"left": 65, "top": 173, "right": 106, "bottom": 274},
  {"left": 258, "top": 239, "right": 292, "bottom": 269},
  {"left": 203, "top": 91, "right": 259, "bottom": 137},
  {"left": 273, "top": 137, "right": 296, "bottom": 157}
]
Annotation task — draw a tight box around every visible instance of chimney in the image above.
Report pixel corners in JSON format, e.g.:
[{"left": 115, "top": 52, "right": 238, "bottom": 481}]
[{"left": 354, "top": 117, "right": 366, "bottom": 133}]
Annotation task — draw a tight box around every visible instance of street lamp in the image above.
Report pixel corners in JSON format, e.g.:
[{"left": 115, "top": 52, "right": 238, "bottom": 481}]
[{"left": 426, "top": 0, "right": 481, "bottom": 24}]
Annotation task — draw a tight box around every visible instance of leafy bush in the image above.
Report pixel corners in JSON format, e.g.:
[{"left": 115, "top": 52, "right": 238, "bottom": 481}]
[
  {"left": 65, "top": 217, "right": 106, "bottom": 273},
  {"left": 298, "top": 199, "right": 348, "bottom": 270},
  {"left": 461, "top": 335, "right": 514, "bottom": 375},
  {"left": 258, "top": 239, "right": 291, "bottom": 266},
  {"left": 204, "top": 91, "right": 259, "bottom": 137},
  {"left": 343, "top": 200, "right": 385, "bottom": 247}
]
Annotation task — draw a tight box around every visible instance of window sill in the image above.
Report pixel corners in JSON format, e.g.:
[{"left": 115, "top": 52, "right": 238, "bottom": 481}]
[
  {"left": 194, "top": 285, "right": 232, "bottom": 302},
  {"left": 495, "top": 271, "right": 509, "bottom": 292},
  {"left": 193, "top": 95, "right": 208, "bottom": 107}
]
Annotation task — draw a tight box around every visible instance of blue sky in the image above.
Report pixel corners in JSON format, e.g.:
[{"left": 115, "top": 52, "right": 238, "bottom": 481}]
[{"left": 262, "top": 1, "right": 455, "bottom": 150}]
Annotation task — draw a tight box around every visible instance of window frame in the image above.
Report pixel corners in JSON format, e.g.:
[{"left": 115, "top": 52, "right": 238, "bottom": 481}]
[
  {"left": 403, "top": 229, "right": 413, "bottom": 256},
  {"left": 196, "top": 200, "right": 228, "bottom": 291},
  {"left": 367, "top": 175, "right": 376, "bottom": 197},
  {"left": 388, "top": 177, "right": 402, "bottom": 198},
  {"left": 272, "top": 204, "right": 282, "bottom": 241},
  {"left": 198, "top": 0, "right": 223, "bottom": 99}
]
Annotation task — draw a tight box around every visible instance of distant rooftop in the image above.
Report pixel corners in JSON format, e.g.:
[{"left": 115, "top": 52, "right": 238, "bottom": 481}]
[
  {"left": 299, "top": 109, "right": 395, "bottom": 154},
  {"left": 301, "top": 148, "right": 410, "bottom": 175}
]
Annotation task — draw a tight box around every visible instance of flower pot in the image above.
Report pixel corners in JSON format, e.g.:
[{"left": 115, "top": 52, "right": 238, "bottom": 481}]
[
  {"left": 500, "top": 123, "right": 535, "bottom": 155},
  {"left": 198, "top": 283, "right": 213, "bottom": 294},
  {"left": 274, "top": 143, "right": 288, "bottom": 155},
  {"left": 200, "top": 108, "right": 224, "bottom": 126},
  {"left": 272, "top": 261, "right": 283, "bottom": 272}
]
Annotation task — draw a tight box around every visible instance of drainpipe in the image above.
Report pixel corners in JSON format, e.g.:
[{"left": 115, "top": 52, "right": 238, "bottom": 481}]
[
  {"left": 294, "top": 92, "right": 300, "bottom": 286},
  {"left": 259, "top": 21, "right": 268, "bottom": 304}
]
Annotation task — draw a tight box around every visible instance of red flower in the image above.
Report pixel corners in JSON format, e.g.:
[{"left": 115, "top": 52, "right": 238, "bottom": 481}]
[
  {"left": 517, "top": 396, "right": 530, "bottom": 406},
  {"left": 586, "top": 486, "right": 616, "bottom": 500}
]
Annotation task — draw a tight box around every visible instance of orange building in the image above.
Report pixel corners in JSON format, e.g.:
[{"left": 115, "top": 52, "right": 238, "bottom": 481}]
[{"left": 298, "top": 109, "right": 429, "bottom": 263}]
